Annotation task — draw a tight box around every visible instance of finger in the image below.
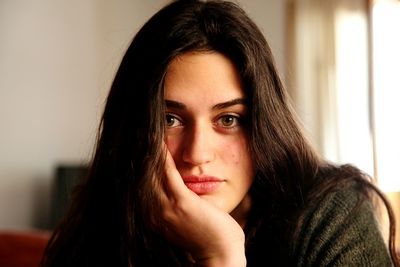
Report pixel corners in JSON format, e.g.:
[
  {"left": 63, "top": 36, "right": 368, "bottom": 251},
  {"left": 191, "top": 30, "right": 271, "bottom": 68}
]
[{"left": 163, "top": 147, "right": 193, "bottom": 199}]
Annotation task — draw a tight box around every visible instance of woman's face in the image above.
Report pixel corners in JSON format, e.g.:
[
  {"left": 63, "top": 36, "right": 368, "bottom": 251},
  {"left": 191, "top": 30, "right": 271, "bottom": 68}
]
[{"left": 164, "top": 51, "right": 254, "bottom": 224}]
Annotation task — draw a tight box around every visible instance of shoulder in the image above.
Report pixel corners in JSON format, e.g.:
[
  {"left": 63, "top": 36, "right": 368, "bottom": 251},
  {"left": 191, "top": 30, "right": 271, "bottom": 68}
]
[{"left": 291, "top": 181, "right": 393, "bottom": 267}]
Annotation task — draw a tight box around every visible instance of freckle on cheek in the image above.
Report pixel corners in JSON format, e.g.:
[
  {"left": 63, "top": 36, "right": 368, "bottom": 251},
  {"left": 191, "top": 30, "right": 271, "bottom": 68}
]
[
  {"left": 231, "top": 153, "right": 240, "bottom": 164},
  {"left": 225, "top": 143, "right": 241, "bottom": 164}
]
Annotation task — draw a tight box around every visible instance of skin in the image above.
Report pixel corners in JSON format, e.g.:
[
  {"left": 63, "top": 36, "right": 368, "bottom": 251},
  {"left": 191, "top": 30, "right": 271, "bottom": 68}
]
[{"left": 158, "top": 51, "right": 254, "bottom": 266}]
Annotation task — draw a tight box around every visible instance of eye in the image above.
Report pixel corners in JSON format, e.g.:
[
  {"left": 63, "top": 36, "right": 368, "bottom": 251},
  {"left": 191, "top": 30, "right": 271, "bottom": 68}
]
[
  {"left": 216, "top": 114, "right": 240, "bottom": 128},
  {"left": 165, "top": 113, "right": 182, "bottom": 128}
]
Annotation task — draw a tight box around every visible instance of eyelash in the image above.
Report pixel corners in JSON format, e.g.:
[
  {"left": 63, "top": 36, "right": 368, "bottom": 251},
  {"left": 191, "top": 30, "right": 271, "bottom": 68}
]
[
  {"left": 165, "top": 113, "right": 183, "bottom": 128},
  {"left": 165, "top": 113, "right": 243, "bottom": 130},
  {"left": 214, "top": 114, "right": 242, "bottom": 130}
]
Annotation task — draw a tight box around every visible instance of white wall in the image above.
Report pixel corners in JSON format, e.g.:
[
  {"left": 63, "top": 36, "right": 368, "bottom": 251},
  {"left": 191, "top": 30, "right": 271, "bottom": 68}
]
[
  {"left": 0, "top": 0, "right": 285, "bottom": 229},
  {"left": 241, "top": 0, "right": 286, "bottom": 76}
]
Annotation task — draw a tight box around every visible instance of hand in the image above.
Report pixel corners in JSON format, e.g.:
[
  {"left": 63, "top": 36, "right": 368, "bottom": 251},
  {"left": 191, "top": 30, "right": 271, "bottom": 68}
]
[{"left": 157, "top": 148, "right": 246, "bottom": 266}]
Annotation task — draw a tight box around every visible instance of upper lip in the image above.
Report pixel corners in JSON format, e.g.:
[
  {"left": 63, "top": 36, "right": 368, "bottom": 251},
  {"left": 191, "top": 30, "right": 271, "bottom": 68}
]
[{"left": 182, "top": 175, "right": 223, "bottom": 183}]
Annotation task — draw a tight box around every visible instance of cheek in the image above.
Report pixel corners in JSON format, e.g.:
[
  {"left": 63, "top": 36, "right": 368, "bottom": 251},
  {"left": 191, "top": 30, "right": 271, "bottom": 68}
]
[
  {"left": 165, "top": 135, "right": 180, "bottom": 157},
  {"left": 221, "top": 138, "right": 250, "bottom": 165}
]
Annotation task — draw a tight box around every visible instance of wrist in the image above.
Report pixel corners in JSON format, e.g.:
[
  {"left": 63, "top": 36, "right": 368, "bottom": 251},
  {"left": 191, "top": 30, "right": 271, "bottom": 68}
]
[
  {"left": 197, "top": 257, "right": 246, "bottom": 267},
  {"left": 195, "top": 253, "right": 246, "bottom": 267},
  {"left": 194, "top": 241, "right": 246, "bottom": 267}
]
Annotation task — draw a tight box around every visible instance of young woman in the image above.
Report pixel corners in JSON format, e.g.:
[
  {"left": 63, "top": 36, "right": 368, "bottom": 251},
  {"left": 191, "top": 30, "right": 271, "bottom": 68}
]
[{"left": 41, "top": 0, "right": 398, "bottom": 266}]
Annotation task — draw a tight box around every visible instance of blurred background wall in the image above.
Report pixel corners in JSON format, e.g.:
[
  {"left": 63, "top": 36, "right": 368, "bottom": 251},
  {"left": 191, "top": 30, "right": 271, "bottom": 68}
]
[{"left": 0, "top": 0, "right": 286, "bottom": 230}]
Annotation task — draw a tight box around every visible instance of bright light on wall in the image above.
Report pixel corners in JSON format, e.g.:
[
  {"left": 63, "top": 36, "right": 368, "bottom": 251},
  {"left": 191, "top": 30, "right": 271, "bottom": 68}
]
[{"left": 373, "top": 1, "right": 400, "bottom": 192}]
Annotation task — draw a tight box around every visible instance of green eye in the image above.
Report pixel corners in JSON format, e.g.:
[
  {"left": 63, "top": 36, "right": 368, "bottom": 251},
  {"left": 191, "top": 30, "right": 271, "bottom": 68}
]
[
  {"left": 218, "top": 115, "right": 239, "bottom": 128},
  {"left": 165, "top": 114, "right": 182, "bottom": 128},
  {"left": 221, "top": 116, "right": 235, "bottom": 126}
]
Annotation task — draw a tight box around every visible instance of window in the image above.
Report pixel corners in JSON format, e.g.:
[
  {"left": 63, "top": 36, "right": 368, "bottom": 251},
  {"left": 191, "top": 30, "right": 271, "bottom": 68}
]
[{"left": 372, "top": 0, "right": 400, "bottom": 192}]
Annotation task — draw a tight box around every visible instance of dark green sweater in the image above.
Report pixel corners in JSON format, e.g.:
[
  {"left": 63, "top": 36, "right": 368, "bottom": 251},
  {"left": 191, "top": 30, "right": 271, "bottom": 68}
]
[{"left": 291, "top": 185, "right": 393, "bottom": 266}]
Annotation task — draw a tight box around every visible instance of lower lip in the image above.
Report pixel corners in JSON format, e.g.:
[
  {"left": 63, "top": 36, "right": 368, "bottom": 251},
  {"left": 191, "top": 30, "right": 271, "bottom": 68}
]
[{"left": 184, "top": 181, "right": 222, "bottom": 195}]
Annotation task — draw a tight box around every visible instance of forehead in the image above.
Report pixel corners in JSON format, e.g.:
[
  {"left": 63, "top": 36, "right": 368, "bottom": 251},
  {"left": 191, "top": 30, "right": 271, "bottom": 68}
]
[{"left": 164, "top": 51, "right": 245, "bottom": 102}]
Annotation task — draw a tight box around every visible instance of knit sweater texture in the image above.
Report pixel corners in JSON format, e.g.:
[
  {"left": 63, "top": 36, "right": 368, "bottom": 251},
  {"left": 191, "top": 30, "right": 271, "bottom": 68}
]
[{"left": 290, "top": 184, "right": 393, "bottom": 266}]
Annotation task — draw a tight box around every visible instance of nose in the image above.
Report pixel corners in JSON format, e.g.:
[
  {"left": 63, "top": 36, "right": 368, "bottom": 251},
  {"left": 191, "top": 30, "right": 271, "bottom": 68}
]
[{"left": 182, "top": 123, "right": 215, "bottom": 166}]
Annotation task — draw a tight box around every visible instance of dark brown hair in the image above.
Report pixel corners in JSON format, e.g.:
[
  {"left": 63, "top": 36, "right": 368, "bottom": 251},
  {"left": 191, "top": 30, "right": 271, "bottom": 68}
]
[{"left": 41, "top": 1, "right": 398, "bottom": 266}]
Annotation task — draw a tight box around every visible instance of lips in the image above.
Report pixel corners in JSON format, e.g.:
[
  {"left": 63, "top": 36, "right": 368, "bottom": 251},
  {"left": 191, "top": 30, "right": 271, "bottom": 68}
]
[{"left": 182, "top": 175, "right": 224, "bottom": 195}]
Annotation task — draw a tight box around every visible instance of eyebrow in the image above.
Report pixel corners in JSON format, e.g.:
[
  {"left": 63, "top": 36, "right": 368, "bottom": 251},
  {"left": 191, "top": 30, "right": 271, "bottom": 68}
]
[
  {"left": 211, "top": 98, "right": 247, "bottom": 110},
  {"left": 165, "top": 98, "right": 247, "bottom": 110}
]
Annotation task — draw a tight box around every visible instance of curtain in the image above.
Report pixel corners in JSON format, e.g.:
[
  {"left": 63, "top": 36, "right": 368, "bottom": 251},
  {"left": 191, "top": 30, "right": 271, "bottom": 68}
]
[
  {"left": 286, "top": 0, "right": 400, "bottom": 247},
  {"left": 286, "top": 0, "right": 373, "bottom": 175}
]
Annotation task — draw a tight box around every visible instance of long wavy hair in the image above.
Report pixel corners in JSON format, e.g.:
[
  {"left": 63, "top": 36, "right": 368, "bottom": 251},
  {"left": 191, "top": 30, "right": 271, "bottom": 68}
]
[{"left": 41, "top": 1, "right": 398, "bottom": 266}]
